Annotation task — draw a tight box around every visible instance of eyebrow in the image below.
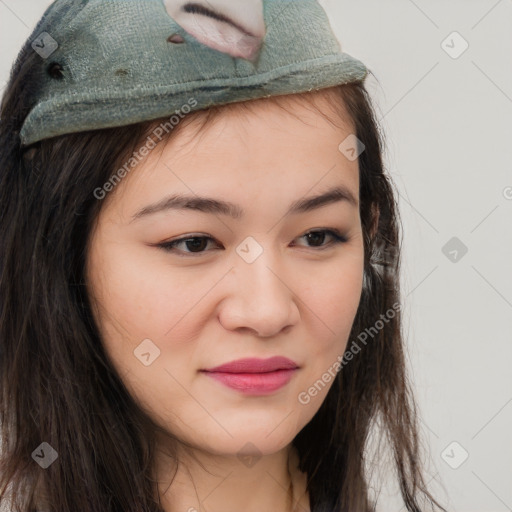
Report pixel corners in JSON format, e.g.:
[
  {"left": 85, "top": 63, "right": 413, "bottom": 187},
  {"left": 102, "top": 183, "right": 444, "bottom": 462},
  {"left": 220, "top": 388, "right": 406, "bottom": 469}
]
[{"left": 130, "top": 185, "right": 358, "bottom": 223}]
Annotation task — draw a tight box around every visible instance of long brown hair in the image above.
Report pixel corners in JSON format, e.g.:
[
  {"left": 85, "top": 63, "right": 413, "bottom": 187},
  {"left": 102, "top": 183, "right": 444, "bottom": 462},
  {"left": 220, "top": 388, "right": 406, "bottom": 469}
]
[{"left": 0, "top": 37, "right": 447, "bottom": 512}]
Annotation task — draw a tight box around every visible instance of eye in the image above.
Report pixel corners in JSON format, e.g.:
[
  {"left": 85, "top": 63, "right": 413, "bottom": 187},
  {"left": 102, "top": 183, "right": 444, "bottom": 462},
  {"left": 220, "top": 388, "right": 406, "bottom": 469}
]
[
  {"left": 155, "top": 229, "right": 347, "bottom": 257},
  {"left": 157, "top": 234, "right": 221, "bottom": 256},
  {"left": 293, "top": 229, "right": 348, "bottom": 249}
]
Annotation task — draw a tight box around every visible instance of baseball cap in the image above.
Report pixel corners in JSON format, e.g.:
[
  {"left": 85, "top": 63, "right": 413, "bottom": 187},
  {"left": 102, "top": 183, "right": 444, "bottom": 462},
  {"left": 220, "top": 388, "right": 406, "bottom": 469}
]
[{"left": 18, "top": 0, "right": 368, "bottom": 147}]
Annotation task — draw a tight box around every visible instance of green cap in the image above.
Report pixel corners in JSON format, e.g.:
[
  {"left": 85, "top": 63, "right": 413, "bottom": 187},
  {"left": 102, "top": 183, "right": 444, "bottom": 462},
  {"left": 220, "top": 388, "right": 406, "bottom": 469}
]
[{"left": 19, "top": 0, "right": 368, "bottom": 147}]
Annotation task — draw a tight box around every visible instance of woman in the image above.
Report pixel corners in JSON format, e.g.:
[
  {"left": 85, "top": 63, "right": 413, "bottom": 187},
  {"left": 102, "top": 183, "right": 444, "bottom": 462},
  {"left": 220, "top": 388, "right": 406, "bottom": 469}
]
[{"left": 0, "top": 0, "right": 447, "bottom": 510}]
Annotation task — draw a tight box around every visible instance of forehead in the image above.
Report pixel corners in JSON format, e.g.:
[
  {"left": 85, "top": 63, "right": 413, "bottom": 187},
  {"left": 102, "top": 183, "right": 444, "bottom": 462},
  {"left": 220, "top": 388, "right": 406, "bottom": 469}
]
[
  {"left": 102, "top": 89, "right": 360, "bottom": 218},
  {"left": 145, "top": 87, "right": 354, "bottom": 151}
]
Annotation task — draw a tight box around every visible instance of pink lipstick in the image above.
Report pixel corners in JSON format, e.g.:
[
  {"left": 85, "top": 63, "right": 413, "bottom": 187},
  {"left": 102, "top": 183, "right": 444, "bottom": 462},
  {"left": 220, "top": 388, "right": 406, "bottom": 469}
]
[{"left": 201, "top": 356, "right": 299, "bottom": 395}]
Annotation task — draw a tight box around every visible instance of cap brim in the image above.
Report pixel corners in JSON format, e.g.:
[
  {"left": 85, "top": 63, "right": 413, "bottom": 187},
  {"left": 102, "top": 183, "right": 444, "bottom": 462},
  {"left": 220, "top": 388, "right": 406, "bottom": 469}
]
[{"left": 20, "top": 52, "right": 367, "bottom": 147}]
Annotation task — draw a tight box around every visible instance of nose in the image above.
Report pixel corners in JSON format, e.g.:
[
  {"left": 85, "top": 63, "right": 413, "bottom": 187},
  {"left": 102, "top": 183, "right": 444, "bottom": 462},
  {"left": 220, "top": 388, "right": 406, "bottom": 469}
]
[{"left": 218, "top": 249, "right": 301, "bottom": 338}]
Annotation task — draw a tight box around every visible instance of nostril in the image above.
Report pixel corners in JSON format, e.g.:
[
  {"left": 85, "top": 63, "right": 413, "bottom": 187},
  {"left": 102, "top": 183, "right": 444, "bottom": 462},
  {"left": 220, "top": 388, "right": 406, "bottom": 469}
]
[
  {"left": 167, "top": 33, "right": 185, "bottom": 44},
  {"left": 114, "top": 68, "right": 129, "bottom": 76}
]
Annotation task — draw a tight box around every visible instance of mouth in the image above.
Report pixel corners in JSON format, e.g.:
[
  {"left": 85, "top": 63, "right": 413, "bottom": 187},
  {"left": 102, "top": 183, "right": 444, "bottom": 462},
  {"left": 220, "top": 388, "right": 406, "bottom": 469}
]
[{"left": 200, "top": 356, "right": 299, "bottom": 395}]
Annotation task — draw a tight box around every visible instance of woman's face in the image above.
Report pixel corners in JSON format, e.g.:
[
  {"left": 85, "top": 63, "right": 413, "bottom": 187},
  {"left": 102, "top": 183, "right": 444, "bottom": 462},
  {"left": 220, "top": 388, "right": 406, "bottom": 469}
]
[{"left": 86, "top": 92, "right": 364, "bottom": 458}]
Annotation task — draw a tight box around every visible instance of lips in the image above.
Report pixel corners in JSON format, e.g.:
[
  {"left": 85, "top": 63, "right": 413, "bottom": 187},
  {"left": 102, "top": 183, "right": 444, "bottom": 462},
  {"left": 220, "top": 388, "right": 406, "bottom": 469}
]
[
  {"left": 203, "top": 356, "right": 298, "bottom": 374},
  {"left": 200, "top": 356, "right": 299, "bottom": 395}
]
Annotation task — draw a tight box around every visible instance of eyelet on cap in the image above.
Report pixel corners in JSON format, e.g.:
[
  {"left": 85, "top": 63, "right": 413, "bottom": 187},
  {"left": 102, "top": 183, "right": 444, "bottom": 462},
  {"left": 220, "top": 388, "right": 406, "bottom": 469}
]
[
  {"left": 167, "top": 33, "right": 185, "bottom": 44},
  {"left": 47, "top": 62, "right": 64, "bottom": 79}
]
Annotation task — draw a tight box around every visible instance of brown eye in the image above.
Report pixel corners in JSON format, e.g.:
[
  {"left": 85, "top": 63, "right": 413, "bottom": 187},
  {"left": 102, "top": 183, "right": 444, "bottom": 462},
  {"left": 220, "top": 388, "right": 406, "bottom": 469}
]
[
  {"left": 157, "top": 235, "right": 221, "bottom": 256},
  {"left": 294, "top": 229, "right": 347, "bottom": 249}
]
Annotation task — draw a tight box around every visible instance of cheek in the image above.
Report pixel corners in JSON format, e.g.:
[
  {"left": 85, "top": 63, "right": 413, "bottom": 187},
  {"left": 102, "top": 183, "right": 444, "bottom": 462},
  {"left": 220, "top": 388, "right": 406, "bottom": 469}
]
[
  {"left": 89, "top": 242, "right": 199, "bottom": 339},
  {"left": 300, "top": 253, "right": 364, "bottom": 345},
  {"left": 86, "top": 241, "right": 227, "bottom": 408},
  {"left": 293, "top": 254, "right": 364, "bottom": 410},
  {"left": 86, "top": 246, "right": 211, "bottom": 429}
]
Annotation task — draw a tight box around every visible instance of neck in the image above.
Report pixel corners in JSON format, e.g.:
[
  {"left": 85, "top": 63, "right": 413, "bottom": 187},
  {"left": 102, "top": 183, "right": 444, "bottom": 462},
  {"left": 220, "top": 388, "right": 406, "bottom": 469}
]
[{"left": 155, "top": 443, "right": 310, "bottom": 512}]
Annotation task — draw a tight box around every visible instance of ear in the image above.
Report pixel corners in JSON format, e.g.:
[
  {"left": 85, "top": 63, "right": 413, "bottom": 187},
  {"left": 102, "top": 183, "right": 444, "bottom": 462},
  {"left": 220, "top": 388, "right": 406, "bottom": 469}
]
[{"left": 164, "top": 0, "right": 266, "bottom": 61}]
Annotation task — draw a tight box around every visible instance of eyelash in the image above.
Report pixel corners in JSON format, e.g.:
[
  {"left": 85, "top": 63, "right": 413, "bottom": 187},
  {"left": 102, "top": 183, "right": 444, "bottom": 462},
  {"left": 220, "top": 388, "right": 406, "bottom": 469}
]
[{"left": 156, "top": 229, "right": 348, "bottom": 257}]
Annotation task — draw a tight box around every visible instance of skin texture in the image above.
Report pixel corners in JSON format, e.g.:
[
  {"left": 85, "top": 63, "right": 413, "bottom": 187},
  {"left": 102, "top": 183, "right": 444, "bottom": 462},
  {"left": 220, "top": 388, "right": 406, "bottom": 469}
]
[{"left": 85, "top": 92, "right": 364, "bottom": 512}]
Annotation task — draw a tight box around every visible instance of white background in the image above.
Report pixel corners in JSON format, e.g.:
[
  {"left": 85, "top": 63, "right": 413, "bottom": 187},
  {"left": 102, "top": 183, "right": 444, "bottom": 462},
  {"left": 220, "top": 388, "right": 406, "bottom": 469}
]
[{"left": 1, "top": 1, "right": 511, "bottom": 511}]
